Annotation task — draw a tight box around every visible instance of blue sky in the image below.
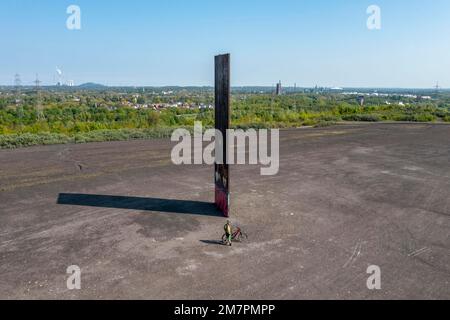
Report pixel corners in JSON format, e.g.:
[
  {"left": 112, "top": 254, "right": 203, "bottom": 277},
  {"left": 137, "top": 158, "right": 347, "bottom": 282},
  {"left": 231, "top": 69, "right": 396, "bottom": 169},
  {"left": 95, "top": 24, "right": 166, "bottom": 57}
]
[{"left": 1, "top": 0, "right": 449, "bottom": 87}]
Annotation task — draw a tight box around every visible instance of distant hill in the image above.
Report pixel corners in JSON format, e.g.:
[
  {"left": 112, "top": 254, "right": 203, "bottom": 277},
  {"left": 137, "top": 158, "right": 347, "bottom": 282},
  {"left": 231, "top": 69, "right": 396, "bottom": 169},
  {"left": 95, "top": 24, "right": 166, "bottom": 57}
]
[{"left": 77, "top": 82, "right": 107, "bottom": 89}]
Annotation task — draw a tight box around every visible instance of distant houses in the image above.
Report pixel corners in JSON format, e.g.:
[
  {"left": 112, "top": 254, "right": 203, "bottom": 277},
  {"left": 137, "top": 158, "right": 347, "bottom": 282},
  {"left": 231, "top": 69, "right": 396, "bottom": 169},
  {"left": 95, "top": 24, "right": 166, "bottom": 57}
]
[{"left": 125, "top": 102, "right": 213, "bottom": 111}]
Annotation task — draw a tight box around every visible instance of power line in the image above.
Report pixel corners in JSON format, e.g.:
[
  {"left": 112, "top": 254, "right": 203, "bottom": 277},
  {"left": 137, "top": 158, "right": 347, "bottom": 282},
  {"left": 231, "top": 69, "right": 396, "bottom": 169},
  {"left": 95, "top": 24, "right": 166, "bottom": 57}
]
[
  {"left": 434, "top": 81, "right": 440, "bottom": 93},
  {"left": 14, "top": 74, "right": 22, "bottom": 105},
  {"left": 34, "top": 74, "right": 42, "bottom": 90},
  {"left": 14, "top": 73, "right": 21, "bottom": 89},
  {"left": 34, "top": 74, "right": 45, "bottom": 120}
]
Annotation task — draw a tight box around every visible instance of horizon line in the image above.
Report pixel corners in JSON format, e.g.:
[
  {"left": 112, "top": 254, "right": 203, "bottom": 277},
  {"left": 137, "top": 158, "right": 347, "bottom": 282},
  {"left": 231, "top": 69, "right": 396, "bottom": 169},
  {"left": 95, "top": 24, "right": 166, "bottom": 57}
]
[{"left": 0, "top": 84, "right": 447, "bottom": 90}]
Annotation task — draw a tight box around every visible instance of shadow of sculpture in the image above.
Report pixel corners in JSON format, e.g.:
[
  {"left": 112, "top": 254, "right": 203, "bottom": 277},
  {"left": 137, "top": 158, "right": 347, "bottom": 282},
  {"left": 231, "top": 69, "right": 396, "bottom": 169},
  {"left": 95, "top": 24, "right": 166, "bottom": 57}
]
[{"left": 57, "top": 193, "right": 222, "bottom": 217}]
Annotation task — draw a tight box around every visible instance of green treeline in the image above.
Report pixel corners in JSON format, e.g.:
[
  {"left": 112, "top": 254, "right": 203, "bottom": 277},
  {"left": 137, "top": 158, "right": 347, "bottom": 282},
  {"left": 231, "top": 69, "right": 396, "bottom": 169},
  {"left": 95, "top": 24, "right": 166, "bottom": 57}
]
[{"left": 1, "top": 92, "right": 449, "bottom": 148}]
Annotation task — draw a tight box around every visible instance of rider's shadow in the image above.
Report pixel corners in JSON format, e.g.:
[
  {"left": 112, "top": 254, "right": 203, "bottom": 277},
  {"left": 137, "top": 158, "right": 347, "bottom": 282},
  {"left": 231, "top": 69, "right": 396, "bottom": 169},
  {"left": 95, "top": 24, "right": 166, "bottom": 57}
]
[{"left": 200, "top": 240, "right": 225, "bottom": 246}]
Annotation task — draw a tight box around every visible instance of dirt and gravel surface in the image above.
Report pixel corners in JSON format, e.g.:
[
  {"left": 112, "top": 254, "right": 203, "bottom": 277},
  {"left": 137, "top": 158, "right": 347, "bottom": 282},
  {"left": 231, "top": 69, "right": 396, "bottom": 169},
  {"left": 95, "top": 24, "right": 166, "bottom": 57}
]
[{"left": 0, "top": 123, "right": 449, "bottom": 299}]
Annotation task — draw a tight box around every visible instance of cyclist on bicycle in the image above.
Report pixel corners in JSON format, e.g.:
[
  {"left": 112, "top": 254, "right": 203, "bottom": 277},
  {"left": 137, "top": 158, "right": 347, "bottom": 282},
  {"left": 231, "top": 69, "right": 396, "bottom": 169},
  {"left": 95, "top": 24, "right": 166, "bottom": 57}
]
[{"left": 224, "top": 220, "right": 232, "bottom": 246}]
